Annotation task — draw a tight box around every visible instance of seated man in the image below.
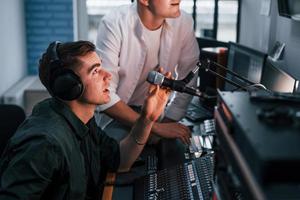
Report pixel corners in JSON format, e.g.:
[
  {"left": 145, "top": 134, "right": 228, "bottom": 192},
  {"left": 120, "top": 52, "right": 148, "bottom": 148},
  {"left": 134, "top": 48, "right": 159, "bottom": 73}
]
[
  {"left": 0, "top": 41, "right": 171, "bottom": 200},
  {"left": 95, "top": 0, "right": 200, "bottom": 144}
]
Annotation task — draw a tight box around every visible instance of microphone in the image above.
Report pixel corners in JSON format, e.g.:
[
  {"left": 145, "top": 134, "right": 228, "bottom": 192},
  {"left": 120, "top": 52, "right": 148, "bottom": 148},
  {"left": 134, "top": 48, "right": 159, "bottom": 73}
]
[{"left": 147, "top": 71, "right": 203, "bottom": 97}]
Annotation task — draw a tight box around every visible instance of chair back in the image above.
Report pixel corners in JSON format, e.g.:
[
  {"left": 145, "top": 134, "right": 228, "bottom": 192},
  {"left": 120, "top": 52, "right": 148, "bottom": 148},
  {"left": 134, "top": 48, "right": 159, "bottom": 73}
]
[{"left": 0, "top": 104, "right": 26, "bottom": 155}]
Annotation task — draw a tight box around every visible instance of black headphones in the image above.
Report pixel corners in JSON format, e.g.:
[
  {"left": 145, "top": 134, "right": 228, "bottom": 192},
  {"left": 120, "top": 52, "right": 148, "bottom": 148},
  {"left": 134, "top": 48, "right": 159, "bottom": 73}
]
[{"left": 47, "top": 41, "right": 84, "bottom": 101}]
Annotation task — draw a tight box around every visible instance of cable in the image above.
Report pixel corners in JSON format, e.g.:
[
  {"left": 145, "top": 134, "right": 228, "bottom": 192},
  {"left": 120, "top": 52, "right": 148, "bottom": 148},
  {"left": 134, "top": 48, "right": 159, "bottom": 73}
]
[{"left": 231, "top": 83, "right": 271, "bottom": 93}]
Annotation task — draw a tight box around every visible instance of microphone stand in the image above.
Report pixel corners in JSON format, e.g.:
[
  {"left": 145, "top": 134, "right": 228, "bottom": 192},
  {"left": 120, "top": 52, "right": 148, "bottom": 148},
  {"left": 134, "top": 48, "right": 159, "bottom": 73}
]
[
  {"left": 197, "top": 60, "right": 300, "bottom": 106},
  {"left": 197, "top": 59, "right": 267, "bottom": 92}
]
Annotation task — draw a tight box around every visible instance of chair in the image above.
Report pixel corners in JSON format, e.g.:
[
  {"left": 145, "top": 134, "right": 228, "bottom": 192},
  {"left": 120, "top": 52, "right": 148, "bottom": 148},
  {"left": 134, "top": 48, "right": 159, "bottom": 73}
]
[{"left": 0, "top": 104, "right": 26, "bottom": 155}]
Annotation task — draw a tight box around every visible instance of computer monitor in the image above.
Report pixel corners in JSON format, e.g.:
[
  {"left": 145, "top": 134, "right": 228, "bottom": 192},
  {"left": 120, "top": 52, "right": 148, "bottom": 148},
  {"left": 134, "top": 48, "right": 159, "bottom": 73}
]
[
  {"left": 278, "top": 0, "right": 300, "bottom": 20},
  {"left": 224, "top": 42, "right": 267, "bottom": 90},
  {"left": 260, "top": 59, "right": 298, "bottom": 93}
]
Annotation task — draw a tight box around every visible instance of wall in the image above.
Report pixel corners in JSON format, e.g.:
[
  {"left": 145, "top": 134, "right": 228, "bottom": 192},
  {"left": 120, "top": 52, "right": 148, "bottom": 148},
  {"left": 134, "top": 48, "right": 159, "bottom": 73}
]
[
  {"left": 239, "top": 0, "right": 300, "bottom": 80},
  {"left": 73, "top": 0, "right": 89, "bottom": 40},
  {"left": 25, "top": 0, "right": 74, "bottom": 75},
  {"left": 0, "top": 0, "right": 27, "bottom": 98},
  {"left": 275, "top": 15, "right": 300, "bottom": 77}
]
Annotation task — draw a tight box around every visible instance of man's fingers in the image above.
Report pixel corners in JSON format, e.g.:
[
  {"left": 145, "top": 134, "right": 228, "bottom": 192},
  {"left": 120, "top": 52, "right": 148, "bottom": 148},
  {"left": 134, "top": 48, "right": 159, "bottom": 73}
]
[
  {"left": 148, "top": 84, "right": 159, "bottom": 96},
  {"left": 185, "top": 134, "right": 191, "bottom": 144},
  {"left": 164, "top": 71, "right": 172, "bottom": 79},
  {"left": 173, "top": 125, "right": 191, "bottom": 145},
  {"left": 179, "top": 125, "right": 192, "bottom": 144},
  {"left": 181, "top": 131, "right": 191, "bottom": 144},
  {"left": 179, "top": 136, "right": 187, "bottom": 144},
  {"left": 153, "top": 85, "right": 159, "bottom": 95},
  {"left": 156, "top": 66, "right": 164, "bottom": 73},
  {"left": 180, "top": 134, "right": 190, "bottom": 145},
  {"left": 165, "top": 88, "right": 171, "bottom": 94},
  {"left": 183, "top": 126, "right": 192, "bottom": 137},
  {"left": 179, "top": 124, "right": 191, "bottom": 136}
]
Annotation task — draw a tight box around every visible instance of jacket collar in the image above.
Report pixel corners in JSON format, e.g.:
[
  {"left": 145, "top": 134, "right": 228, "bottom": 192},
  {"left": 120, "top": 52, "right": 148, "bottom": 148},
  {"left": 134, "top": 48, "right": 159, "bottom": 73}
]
[{"left": 50, "top": 98, "right": 89, "bottom": 140}]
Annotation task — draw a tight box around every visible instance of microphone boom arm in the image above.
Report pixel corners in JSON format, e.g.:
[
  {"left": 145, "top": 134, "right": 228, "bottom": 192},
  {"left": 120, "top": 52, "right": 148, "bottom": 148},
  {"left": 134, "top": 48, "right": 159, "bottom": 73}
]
[
  {"left": 198, "top": 59, "right": 264, "bottom": 91},
  {"left": 201, "top": 64, "right": 246, "bottom": 90}
]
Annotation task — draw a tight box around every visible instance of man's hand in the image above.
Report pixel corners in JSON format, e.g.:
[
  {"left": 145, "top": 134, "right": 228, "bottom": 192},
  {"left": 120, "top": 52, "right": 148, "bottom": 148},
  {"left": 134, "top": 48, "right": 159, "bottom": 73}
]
[
  {"left": 141, "top": 71, "right": 172, "bottom": 122},
  {"left": 119, "top": 71, "right": 171, "bottom": 171},
  {"left": 152, "top": 122, "right": 191, "bottom": 144},
  {"left": 140, "top": 68, "right": 191, "bottom": 144}
]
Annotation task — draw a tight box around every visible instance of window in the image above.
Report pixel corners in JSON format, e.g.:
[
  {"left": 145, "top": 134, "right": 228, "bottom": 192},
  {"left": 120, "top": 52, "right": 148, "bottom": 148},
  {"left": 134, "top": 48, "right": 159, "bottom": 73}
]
[
  {"left": 190, "top": 0, "right": 239, "bottom": 42},
  {"left": 217, "top": 0, "right": 239, "bottom": 42},
  {"left": 86, "top": 0, "right": 131, "bottom": 42},
  {"left": 85, "top": 0, "right": 239, "bottom": 42}
]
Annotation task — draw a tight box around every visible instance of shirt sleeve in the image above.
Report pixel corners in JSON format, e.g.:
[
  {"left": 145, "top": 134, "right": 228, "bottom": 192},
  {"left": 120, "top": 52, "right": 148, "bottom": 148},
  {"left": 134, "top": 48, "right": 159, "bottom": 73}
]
[
  {"left": 95, "top": 16, "right": 122, "bottom": 111},
  {"left": 0, "top": 135, "right": 62, "bottom": 200},
  {"left": 164, "top": 14, "right": 200, "bottom": 121}
]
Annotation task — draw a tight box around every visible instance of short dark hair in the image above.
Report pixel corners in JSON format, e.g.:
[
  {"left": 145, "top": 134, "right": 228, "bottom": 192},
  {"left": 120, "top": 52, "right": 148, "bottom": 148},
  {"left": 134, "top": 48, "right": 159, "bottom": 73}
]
[{"left": 39, "top": 40, "right": 95, "bottom": 93}]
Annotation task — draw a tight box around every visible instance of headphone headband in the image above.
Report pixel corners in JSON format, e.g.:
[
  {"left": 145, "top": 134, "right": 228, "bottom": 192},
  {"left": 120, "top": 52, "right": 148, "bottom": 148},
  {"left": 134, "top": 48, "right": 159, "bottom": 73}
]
[
  {"left": 49, "top": 41, "right": 61, "bottom": 62},
  {"left": 48, "top": 41, "right": 62, "bottom": 73}
]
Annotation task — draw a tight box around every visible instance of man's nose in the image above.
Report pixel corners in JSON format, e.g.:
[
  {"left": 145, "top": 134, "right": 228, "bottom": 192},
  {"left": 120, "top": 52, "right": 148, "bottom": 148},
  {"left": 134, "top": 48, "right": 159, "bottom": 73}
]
[{"left": 103, "top": 70, "right": 112, "bottom": 81}]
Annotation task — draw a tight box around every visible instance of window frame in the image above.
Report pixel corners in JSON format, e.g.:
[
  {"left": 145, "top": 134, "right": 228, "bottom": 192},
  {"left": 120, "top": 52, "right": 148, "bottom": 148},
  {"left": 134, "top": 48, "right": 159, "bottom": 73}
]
[{"left": 77, "top": 0, "right": 241, "bottom": 42}]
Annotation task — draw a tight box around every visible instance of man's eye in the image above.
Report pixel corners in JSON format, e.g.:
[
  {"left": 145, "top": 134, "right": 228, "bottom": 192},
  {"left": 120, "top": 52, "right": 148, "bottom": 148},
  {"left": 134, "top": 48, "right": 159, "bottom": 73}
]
[{"left": 93, "top": 68, "right": 98, "bottom": 74}]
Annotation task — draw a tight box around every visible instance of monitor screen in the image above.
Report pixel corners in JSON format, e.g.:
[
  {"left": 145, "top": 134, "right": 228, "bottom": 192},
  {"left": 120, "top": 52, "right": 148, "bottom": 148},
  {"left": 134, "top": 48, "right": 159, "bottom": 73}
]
[
  {"left": 278, "top": 0, "right": 300, "bottom": 20},
  {"left": 260, "top": 59, "right": 297, "bottom": 93},
  {"left": 224, "top": 42, "right": 267, "bottom": 90}
]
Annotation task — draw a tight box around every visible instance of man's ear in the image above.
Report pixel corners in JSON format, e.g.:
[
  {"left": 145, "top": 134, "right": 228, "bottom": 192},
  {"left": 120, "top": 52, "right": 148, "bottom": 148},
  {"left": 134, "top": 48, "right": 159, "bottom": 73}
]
[{"left": 138, "top": 0, "right": 149, "bottom": 7}]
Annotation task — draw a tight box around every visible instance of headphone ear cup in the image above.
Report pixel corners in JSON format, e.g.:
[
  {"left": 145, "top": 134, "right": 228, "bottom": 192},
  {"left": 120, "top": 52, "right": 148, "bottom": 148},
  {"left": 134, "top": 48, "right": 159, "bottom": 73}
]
[{"left": 50, "top": 68, "right": 84, "bottom": 101}]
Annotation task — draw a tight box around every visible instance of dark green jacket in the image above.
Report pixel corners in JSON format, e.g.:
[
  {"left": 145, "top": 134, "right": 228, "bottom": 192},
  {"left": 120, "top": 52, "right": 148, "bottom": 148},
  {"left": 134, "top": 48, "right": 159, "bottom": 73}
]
[{"left": 0, "top": 98, "right": 120, "bottom": 200}]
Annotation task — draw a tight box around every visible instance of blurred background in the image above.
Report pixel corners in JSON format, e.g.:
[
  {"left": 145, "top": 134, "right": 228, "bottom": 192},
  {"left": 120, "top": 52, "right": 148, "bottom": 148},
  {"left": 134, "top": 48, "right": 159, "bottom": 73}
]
[{"left": 0, "top": 0, "right": 299, "bottom": 115}]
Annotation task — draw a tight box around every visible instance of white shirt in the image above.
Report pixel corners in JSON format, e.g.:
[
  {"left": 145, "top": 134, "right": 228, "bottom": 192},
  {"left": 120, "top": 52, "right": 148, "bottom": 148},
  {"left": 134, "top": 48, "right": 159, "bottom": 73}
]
[
  {"left": 95, "top": 3, "right": 200, "bottom": 125},
  {"left": 128, "top": 24, "right": 163, "bottom": 106}
]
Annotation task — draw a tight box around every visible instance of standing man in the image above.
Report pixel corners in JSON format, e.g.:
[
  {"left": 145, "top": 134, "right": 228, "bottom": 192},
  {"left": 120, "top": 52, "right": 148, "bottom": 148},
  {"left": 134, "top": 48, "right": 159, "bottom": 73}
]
[
  {"left": 0, "top": 41, "right": 171, "bottom": 199},
  {"left": 96, "top": 0, "right": 200, "bottom": 144}
]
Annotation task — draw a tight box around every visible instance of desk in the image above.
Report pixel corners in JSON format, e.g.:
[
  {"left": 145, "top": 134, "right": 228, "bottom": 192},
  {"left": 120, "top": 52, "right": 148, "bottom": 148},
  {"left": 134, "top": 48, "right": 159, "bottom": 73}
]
[
  {"left": 214, "top": 91, "right": 300, "bottom": 199},
  {"left": 102, "top": 137, "right": 214, "bottom": 200},
  {"left": 102, "top": 97, "right": 214, "bottom": 200},
  {"left": 101, "top": 140, "right": 186, "bottom": 200},
  {"left": 102, "top": 145, "right": 159, "bottom": 200}
]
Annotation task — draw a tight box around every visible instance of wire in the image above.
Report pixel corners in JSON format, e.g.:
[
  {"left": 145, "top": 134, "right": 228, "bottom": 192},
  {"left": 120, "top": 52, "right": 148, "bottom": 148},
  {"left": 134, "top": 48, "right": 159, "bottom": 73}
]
[{"left": 231, "top": 83, "right": 272, "bottom": 93}]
